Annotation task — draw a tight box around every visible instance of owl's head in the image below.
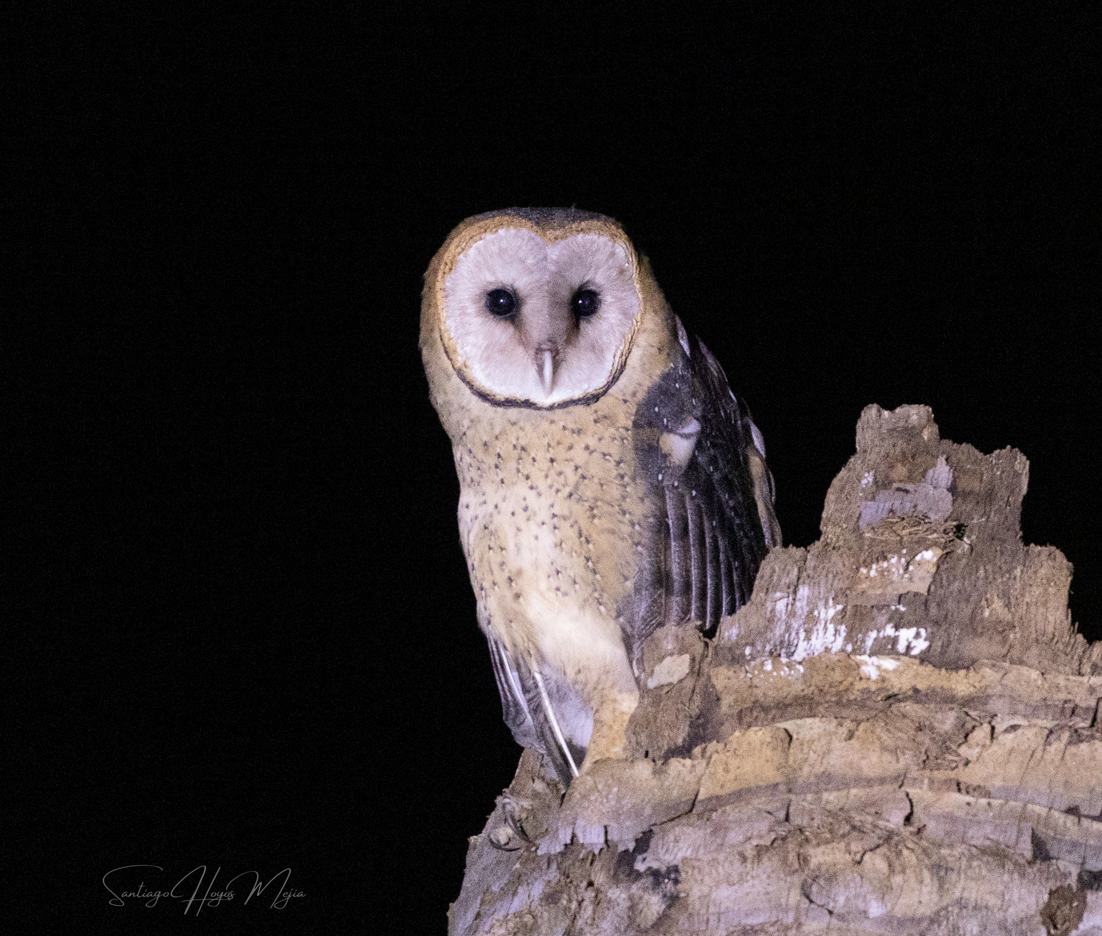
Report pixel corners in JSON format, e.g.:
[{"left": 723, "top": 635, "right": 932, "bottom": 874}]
[{"left": 421, "top": 208, "right": 649, "bottom": 410}]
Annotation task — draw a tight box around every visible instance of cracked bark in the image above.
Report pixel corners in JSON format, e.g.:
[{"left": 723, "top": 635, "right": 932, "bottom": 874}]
[{"left": 450, "top": 405, "right": 1102, "bottom": 935}]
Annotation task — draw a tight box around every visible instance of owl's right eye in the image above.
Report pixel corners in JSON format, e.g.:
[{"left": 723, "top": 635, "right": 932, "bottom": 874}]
[{"left": 485, "top": 289, "right": 518, "bottom": 318}]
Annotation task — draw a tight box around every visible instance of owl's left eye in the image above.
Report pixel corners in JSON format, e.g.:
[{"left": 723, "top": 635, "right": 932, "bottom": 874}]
[
  {"left": 571, "top": 288, "right": 601, "bottom": 318},
  {"left": 485, "top": 288, "right": 517, "bottom": 317}
]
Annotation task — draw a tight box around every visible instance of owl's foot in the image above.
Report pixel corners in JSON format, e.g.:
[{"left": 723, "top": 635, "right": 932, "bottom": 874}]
[{"left": 489, "top": 794, "right": 532, "bottom": 851}]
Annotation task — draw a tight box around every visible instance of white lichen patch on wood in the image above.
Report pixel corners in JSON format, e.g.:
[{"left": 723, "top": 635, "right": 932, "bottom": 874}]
[
  {"left": 853, "top": 654, "right": 900, "bottom": 679},
  {"left": 749, "top": 657, "right": 804, "bottom": 678},
  {"left": 646, "top": 653, "right": 691, "bottom": 689},
  {"left": 854, "top": 546, "right": 943, "bottom": 599},
  {"left": 859, "top": 623, "right": 931, "bottom": 656}
]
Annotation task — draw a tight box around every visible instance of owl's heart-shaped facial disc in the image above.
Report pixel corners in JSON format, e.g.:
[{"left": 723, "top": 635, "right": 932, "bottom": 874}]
[{"left": 438, "top": 224, "right": 643, "bottom": 408}]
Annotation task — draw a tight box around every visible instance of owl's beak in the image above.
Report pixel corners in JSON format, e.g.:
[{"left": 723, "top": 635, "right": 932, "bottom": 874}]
[
  {"left": 518, "top": 307, "right": 568, "bottom": 397},
  {"left": 536, "top": 347, "right": 558, "bottom": 397}
]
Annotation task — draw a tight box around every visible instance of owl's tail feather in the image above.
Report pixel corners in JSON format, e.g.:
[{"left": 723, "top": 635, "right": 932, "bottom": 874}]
[
  {"left": 488, "top": 637, "right": 536, "bottom": 744},
  {"left": 488, "top": 635, "right": 582, "bottom": 787},
  {"left": 531, "top": 669, "right": 580, "bottom": 780}
]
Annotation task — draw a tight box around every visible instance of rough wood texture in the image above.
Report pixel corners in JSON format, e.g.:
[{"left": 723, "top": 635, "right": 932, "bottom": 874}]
[{"left": 451, "top": 405, "right": 1102, "bottom": 935}]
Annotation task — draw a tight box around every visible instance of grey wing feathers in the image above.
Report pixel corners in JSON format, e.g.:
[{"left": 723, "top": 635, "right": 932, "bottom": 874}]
[
  {"left": 486, "top": 636, "right": 582, "bottom": 786},
  {"left": 684, "top": 332, "right": 775, "bottom": 618},
  {"left": 625, "top": 327, "right": 779, "bottom": 675}
]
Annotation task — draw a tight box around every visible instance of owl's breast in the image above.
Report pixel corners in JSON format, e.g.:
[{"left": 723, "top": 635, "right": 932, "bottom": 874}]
[{"left": 451, "top": 408, "right": 653, "bottom": 654}]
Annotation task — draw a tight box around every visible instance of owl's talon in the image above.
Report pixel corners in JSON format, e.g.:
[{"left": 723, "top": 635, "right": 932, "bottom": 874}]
[
  {"left": 489, "top": 826, "right": 525, "bottom": 851},
  {"left": 501, "top": 794, "right": 532, "bottom": 842}
]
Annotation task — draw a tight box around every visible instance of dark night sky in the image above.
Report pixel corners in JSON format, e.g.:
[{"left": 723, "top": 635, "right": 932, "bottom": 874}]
[{"left": 9, "top": 6, "right": 1099, "bottom": 931}]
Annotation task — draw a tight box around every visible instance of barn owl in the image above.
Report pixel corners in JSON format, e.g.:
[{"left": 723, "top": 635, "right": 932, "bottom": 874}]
[{"left": 421, "top": 208, "right": 780, "bottom": 787}]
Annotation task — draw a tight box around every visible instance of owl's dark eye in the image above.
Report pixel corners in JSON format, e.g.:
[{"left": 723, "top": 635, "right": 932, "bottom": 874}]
[
  {"left": 571, "top": 288, "right": 601, "bottom": 318},
  {"left": 485, "top": 288, "right": 517, "bottom": 318}
]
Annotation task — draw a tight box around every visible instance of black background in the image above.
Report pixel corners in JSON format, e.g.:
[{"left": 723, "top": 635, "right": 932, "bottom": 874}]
[{"left": 9, "top": 6, "right": 1099, "bottom": 932}]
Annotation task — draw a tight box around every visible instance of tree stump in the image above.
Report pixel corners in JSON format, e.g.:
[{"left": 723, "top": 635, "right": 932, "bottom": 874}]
[{"left": 450, "top": 404, "right": 1102, "bottom": 935}]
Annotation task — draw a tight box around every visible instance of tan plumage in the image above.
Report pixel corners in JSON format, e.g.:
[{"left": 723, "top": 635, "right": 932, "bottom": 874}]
[{"left": 421, "top": 208, "right": 779, "bottom": 785}]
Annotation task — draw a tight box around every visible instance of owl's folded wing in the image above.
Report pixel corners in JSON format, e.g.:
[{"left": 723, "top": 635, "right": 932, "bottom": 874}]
[
  {"left": 626, "top": 329, "right": 780, "bottom": 674},
  {"left": 683, "top": 330, "right": 781, "bottom": 595}
]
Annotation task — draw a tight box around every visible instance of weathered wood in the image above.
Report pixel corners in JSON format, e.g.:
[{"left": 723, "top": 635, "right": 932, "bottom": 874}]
[{"left": 451, "top": 405, "right": 1102, "bottom": 935}]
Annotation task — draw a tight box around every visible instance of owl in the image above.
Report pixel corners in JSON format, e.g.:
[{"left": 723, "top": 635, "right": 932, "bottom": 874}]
[{"left": 421, "top": 208, "right": 780, "bottom": 787}]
